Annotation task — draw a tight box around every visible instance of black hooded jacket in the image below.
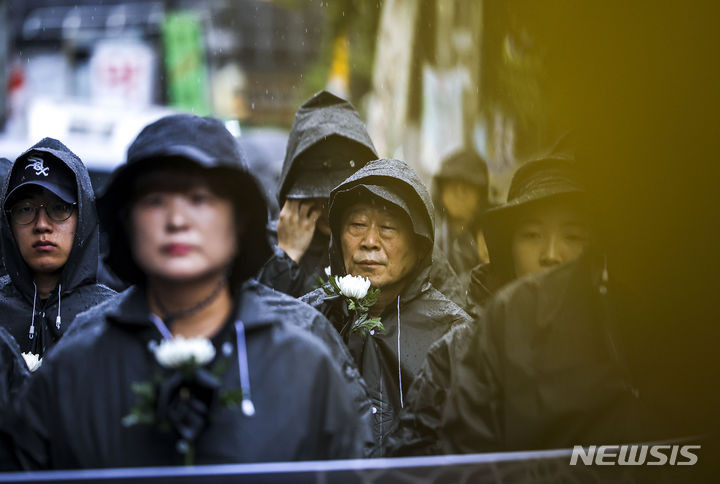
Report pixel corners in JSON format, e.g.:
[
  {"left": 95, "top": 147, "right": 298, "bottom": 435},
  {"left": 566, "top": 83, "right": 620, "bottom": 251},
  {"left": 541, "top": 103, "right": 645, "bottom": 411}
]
[
  {"left": 301, "top": 159, "right": 471, "bottom": 454},
  {"left": 0, "top": 139, "right": 115, "bottom": 357},
  {"left": 258, "top": 91, "right": 377, "bottom": 298},
  {"left": 6, "top": 281, "right": 368, "bottom": 469},
  {"left": 389, "top": 254, "right": 678, "bottom": 455}
]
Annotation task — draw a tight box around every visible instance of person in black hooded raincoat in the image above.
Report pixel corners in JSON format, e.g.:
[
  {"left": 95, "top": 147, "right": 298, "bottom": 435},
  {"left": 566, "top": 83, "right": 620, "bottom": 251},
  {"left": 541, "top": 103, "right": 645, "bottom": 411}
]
[
  {"left": 4, "top": 114, "right": 369, "bottom": 469},
  {"left": 302, "top": 158, "right": 472, "bottom": 455},
  {"left": 432, "top": 150, "right": 490, "bottom": 278},
  {"left": 0, "top": 139, "right": 115, "bottom": 358},
  {"left": 465, "top": 153, "right": 589, "bottom": 314},
  {"left": 257, "top": 90, "right": 378, "bottom": 298}
]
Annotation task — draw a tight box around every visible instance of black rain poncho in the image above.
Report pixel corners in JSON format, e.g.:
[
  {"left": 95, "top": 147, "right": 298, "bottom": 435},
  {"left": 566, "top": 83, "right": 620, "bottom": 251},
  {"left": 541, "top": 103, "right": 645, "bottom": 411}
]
[
  {"left": 389, "top": 254, "right": 679, "bottom": 455},
  {"left": 257, "top": 91, "right": 377, "bottom": 298},
  {"left": 0, "top": 138, "right": 116, "bottom": 357},
  {"left": 301, "top": 158, "right": 471, "bottom": 455}
]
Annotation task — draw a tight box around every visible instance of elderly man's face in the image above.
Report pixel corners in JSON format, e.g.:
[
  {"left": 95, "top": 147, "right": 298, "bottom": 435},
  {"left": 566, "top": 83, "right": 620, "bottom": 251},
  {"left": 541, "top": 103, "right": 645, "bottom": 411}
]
[{"left": 340, "top": 201, "right": 421, "bottom": 290}]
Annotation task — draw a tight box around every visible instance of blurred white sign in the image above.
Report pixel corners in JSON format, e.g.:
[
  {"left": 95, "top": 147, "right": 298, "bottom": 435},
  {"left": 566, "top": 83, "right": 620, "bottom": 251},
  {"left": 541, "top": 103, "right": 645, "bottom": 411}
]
[
  {"left": 420, "top": 65, "right": 467, "bottom": 175},
  {"left": 90, "top": 40, "right": 155, "bottom": 107}
]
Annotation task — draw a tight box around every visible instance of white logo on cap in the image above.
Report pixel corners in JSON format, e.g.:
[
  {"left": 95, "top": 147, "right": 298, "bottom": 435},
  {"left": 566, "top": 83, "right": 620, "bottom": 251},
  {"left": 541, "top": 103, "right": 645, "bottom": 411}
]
[{"left": 25, "top": 157, "right": 49, "bottom": 177}]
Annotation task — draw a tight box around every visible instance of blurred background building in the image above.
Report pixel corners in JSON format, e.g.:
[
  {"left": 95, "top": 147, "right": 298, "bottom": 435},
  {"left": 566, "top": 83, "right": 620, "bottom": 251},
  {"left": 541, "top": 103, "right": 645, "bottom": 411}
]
[
  {"left": 0, "top": 0, "right": 330, "bottom": 196},
  {"left": 0, "top": 0, "right": 504, "bottom": 199},
  {"left": 0, "top": 0, "right": 676, "bottom": 203}
]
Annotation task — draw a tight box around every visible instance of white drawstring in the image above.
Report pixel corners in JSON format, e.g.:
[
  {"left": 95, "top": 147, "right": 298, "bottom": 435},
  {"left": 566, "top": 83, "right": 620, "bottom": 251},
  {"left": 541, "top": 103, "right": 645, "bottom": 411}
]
[
  {"left": 397, "top": 295, "right": 403, "bottom": 409},
  {"left": 56, "top": 284, "right": 62, "bottom": 330},
  {"left": 148, "top": 314, "right": 256, "bottom": 418},
  {"left": 234, "top": 320, "right": 255, "bottom": 417},
  {"left": 29, "top": 283, "right": 37, "bottom": 340},
  {"left": 149, "top": 313, "right": 174, "bottom": 340}
]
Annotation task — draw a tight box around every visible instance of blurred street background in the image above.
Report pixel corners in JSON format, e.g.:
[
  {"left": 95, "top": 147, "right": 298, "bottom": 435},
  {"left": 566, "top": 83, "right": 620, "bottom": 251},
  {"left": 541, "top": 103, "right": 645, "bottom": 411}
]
[{"left": 0, "top": 0, "right": 542, "bottom": 204}]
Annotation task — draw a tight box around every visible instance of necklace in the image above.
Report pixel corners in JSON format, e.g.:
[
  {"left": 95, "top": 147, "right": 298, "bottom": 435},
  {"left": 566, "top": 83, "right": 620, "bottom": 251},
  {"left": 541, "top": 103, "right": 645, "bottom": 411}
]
[{"left": 152, "top": 278, "right": 227, "bottom": 324}]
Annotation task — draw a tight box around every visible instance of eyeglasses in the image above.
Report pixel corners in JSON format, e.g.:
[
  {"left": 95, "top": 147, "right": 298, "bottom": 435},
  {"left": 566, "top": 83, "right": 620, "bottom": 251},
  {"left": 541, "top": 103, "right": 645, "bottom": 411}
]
[{"left": 6, "top": 201, "right": 77, "bottom": 225}]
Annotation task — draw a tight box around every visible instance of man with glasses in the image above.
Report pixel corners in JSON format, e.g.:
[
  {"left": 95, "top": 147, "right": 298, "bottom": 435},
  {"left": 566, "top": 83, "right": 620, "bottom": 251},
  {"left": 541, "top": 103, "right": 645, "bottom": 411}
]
[{"left": 0, "top": 138, "right": 115, "bottom": 359}]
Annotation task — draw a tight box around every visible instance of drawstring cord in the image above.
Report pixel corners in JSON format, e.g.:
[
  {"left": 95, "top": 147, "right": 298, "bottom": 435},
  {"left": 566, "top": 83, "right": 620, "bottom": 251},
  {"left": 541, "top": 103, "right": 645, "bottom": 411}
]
[
  {"left": 234, "top": 320, "right": 256, "bottom": 417},
  {"left": 148, "top": 313, "right": 256, "bottom": 417},
  {"left": 28, "top": 283, "right": 64, "bottom": 340},
  {"left": 56, "top": 284, "right": 62, "bottom": 330},
  {"left": 29, "top": 283, "right": 37, "bottom": 340},
  {"left": 149, "top": 313, "right": 174, "bottom": 340},
  {"left": 397, "top": 295, "right": 403, "bottom": 409}
]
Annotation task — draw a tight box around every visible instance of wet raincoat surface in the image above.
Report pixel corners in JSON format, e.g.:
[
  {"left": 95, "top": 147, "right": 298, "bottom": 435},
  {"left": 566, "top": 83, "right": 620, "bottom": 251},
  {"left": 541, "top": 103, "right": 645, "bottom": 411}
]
[
  {"left": 0, "top": 327, "right": 29, "bottom": 470},
  {"left": 389, "top": 254, "right": 674, "bottom": 455},
  {"left": 5, "top": 281, "right": 367, "bottom": 469},
  {"left": 257, "top": 91, "right": 377, "bottom": 298},
  {"left": 302, "top": 158, "right": 471, "bottom": 454},
  {"left": 4, "top": 114, "right": 370, "bottom": 469},
  {"left": 0, "top": 139, "right": 115, "bottom": 357},
  {"left": 0, "top": 327, "right": 28, "bottom": 413}
]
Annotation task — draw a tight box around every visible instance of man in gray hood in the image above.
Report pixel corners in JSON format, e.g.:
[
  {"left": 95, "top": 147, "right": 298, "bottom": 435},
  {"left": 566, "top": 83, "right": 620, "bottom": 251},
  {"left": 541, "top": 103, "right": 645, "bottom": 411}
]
[
  {"left": 302, "top": 158, "right": 471, "bottom": 454},
  {"left": 258, "top": 91, "right": 378, "bottom": 298},
  {"left": 0, "top": 138, "right": 115, "bottom": 358}
]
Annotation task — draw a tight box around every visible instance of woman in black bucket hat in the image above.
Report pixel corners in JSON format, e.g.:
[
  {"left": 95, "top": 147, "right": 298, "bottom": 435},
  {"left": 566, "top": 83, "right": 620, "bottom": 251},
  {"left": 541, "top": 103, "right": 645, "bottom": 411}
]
[
  {"left": 4, "top": 114, "right": 369, "bottom": 469},
  {"left": 388, "top": 152, "right": 593, "bottom": 456},
  {"left": 465, "top": 153, "right": 590, "bottom": 311}
]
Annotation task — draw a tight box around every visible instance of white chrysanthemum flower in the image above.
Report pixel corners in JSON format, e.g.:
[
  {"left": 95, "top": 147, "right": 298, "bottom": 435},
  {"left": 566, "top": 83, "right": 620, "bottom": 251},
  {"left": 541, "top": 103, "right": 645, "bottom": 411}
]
[
  {"left": 336, "top": 274, "right": 372, "bottom": 299},
  {"left": 22, "top": 352, "right": 42, "bottom": 372},
  {"left": 154, "top": 336, "right": 216, "bottom": 369},
  {"left": 324, "top": 266, "right": 332, "bottom": 277}
]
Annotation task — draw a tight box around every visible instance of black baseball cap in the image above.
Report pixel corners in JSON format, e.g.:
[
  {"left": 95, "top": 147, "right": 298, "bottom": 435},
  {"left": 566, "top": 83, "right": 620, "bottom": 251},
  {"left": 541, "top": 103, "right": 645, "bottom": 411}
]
[{"left": 5, "top": 153, "right": 77, "bottom": 208}]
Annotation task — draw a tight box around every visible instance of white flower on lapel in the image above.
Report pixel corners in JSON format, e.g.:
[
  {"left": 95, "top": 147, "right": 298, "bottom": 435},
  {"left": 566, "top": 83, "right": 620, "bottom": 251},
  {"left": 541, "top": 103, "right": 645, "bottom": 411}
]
[
  {"left": 154, "top": 336, "right": 216, "bottom": 369},
  {"left": 335, "top": 274, "right": 372, "bottom": 300},
  {"left": 22, "top": 352, "right": 42, "bottom": 372}
]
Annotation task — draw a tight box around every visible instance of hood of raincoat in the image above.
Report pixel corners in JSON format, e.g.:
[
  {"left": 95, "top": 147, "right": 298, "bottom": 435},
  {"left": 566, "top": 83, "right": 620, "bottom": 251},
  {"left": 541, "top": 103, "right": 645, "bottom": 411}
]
[
  {"left": 98, "top": 114, "right": 272, "bottom": 289},
  {"left": 483, "top": 154, "right": 586, "bottom": 285},
  {"left": 0, "top": 138, "right": 100, "bottom": 301},
  {"left": 327, "top": 158, "right": 435, "bottom": 295},
  {"left": 0, "top": 158, "right": 11, "bottom": 182},
  {"left": 277, "top": 91, "right": 377, "bottom": 205}
]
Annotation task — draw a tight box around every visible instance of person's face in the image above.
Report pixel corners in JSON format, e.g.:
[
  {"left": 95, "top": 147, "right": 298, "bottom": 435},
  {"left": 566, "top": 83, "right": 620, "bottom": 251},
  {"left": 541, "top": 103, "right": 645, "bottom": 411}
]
[
  {"left": 130, "top": 184, "right": 238, "bottom": 283},
  {"left": 9, "top": 188, "right": 77, "bottom": 276},
  {"left": 341, "top": 201, "right": 421, "bottom": 291},
  {"left": 441, "top": 179, "right": 480, "bottom": 224},
  {"left": 511, "top": 198, "right": 590, "bottom": 278}
]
